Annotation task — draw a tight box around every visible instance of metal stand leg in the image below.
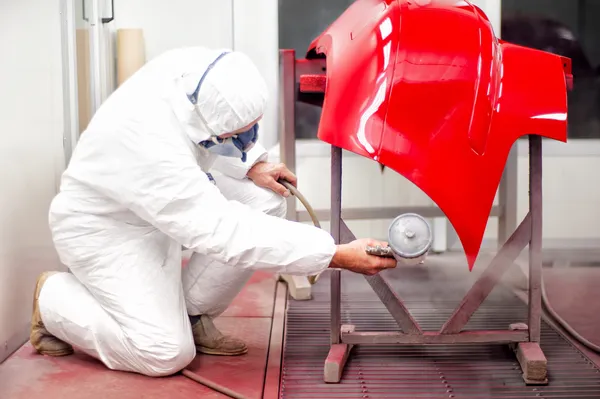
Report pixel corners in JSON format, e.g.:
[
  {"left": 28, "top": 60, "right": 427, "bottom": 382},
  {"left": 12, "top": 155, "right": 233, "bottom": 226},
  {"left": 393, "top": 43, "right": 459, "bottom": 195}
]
[
  {"left": 528, "top": 135, "right": 543, "bottom": 342},
  {"left": 279, "top": 49, "right": 297, "bottom": 222},
  {"left": 330, "top": 146, "right": 342, "bottom": 344},
  {"left": 277, "top": 49, "right": 313, "bottom": 301},
  {"left": 516, "top": 135, "right": 548, "bottom": 384},
  {"left": 324, "top": 146, "right": 353, "bottom": 383}
]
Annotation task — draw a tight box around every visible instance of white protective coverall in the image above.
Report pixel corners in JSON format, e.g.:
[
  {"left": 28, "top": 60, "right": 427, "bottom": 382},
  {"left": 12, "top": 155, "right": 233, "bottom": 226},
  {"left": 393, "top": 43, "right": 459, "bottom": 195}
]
[{"left": 40, "top": 47, "right": 336, "bottom": 377}]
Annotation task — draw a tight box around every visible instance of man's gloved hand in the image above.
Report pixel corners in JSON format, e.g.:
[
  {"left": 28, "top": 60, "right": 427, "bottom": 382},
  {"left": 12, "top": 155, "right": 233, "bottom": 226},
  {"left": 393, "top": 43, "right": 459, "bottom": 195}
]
[
  {"left": 330, "top": 238, "right": 398, "bottom": 276},
  {"left": 247, "top": 161, "right": 297, "bottom": 197}
]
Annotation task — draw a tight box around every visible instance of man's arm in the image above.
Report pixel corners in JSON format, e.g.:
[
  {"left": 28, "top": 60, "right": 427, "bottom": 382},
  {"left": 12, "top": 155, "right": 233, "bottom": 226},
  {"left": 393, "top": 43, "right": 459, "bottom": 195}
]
[{"left": 74, "top": 130, "right": 335, "bottom": 276}]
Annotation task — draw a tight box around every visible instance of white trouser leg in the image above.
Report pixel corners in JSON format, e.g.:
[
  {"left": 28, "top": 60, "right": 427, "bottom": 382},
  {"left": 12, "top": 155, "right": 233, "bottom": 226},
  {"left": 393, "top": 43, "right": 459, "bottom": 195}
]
[
  {"left": 183, "top": 172, "right": 286, "bottom": 317},
  {"left": 39, "top": 236, "right": 196, "bottom": 377}
]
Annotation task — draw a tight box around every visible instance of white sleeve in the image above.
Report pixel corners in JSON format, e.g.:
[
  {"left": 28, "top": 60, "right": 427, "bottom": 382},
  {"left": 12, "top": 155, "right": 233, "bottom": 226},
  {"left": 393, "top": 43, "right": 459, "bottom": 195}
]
[
  {"left": 210, "top": 141, "right": 269, "bottom": 180},
  {"left": 74, "top": 131, "right": 335, "bottom": 276}
]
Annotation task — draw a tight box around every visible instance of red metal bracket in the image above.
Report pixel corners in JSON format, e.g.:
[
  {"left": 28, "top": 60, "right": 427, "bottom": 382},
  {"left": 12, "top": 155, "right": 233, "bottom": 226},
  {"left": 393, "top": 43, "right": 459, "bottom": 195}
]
[{"left": 561, "top": 56, "right": 574, "bottom": 91}]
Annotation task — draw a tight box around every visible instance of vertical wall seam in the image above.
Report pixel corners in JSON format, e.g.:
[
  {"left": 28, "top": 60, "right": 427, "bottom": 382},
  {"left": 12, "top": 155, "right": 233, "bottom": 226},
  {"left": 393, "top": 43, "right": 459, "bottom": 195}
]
[{"left": 231, "top": 0, "right": 235, "bottom": 50}]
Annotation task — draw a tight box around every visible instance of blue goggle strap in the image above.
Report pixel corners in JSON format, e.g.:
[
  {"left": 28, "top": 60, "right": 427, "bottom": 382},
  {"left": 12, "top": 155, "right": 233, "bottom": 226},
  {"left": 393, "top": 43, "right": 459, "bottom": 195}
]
[{"left": 187, "top": 51, "right": 230, "bottom": 105}]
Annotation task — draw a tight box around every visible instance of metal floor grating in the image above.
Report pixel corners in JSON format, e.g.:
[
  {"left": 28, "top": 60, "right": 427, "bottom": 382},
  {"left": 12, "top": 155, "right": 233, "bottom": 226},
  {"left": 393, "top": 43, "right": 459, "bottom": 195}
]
[{"left": 280, "top": 261, "right": 600, "bottom": 399}]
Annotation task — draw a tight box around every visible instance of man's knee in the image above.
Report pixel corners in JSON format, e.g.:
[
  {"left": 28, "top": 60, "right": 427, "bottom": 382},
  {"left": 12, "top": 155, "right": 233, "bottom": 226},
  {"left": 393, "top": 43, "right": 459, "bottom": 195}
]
[{"left": 129, "top": 329, "right": 196, "bottom": 377}]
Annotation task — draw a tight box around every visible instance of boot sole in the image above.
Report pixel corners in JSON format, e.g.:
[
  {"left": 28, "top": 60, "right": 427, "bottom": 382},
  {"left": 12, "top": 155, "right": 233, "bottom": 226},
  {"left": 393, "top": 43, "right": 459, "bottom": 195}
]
[
  {"left": 38, "top": 347, "right": 75, "bottom": 357},
  {"left": 196, "top": 346, "right": 248, "bottom": 356}
]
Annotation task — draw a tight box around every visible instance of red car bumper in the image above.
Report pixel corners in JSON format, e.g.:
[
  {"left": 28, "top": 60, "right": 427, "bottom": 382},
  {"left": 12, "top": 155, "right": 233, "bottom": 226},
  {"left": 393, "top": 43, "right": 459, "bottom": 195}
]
[{"left": 305, "top": 0, "right": 571, "bottom": 269}]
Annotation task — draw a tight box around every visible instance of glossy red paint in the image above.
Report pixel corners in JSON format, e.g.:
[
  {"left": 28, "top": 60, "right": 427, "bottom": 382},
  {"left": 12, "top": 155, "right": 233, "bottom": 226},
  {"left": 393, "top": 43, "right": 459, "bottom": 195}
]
[{"left": 306, "top": 0, "right": 571, "bottom": 269}]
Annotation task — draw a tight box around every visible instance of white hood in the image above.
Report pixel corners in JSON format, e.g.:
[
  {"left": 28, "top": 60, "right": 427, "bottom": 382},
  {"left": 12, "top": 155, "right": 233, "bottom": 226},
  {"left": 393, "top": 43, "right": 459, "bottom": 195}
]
[{"left": 165, "top": 48, "right": 269, "bottom": 144}]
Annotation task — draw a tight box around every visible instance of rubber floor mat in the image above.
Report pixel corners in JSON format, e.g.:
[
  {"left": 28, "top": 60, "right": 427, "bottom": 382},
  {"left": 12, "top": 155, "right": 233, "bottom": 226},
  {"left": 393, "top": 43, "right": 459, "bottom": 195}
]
[{"left": 280, "top": 260, "right": 600, "bottom": 399}]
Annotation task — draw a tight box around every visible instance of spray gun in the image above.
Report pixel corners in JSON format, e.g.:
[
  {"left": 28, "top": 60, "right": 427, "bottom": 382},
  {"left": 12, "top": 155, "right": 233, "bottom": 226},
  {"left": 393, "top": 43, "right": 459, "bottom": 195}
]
[
  {"left": 279, "top": 180, "right": 433, "bottom": 284},
  {"left": 365, "top": 213, "right": 433, "bottom": 266}
]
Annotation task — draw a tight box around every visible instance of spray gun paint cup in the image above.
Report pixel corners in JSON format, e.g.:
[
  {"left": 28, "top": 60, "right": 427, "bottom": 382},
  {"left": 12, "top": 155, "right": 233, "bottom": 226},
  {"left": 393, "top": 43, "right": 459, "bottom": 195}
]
[{"left": 366, "top": 213, "right": 433, "bottom": 266}]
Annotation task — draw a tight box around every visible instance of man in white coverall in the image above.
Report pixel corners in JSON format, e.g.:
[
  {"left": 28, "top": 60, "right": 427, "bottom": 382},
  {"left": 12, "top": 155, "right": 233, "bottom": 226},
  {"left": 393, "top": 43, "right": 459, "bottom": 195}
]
[{"left": 30, "top": 47, "right": 396, "bottom": 377}]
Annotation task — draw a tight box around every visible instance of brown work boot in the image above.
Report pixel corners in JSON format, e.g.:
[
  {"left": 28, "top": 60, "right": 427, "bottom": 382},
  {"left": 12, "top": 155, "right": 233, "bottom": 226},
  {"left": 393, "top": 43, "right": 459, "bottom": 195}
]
[
  {"left": 30, "top": 272, "right": 74, "bottom": 357},
  {"left": 192, "top": 315, "right": 248, "bottom": 356}
]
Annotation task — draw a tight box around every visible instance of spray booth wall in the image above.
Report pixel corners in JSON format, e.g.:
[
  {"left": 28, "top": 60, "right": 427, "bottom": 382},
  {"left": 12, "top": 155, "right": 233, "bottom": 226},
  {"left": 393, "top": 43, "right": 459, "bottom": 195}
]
[{"left": 0, "top": 0, "right": 66, "bottom": 363}]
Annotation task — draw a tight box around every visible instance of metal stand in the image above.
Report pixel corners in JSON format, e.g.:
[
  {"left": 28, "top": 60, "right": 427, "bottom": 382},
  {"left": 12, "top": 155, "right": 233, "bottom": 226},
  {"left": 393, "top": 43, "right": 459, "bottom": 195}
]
[{"left": 324, "top": 135, "right": 547, "bottom": 385}]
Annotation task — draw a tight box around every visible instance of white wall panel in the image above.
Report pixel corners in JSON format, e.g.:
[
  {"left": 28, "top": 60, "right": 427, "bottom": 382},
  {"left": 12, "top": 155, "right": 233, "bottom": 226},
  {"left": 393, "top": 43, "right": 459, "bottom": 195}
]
[{"left": 0, "top": 0, "right": 66, "bottom": 363}]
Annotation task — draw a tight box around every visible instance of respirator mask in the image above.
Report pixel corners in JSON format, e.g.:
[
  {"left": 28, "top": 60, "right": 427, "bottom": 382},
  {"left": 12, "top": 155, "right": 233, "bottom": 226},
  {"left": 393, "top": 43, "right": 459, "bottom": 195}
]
[{"left": 197, "top": 123, "right": 259, "bottom": 163}]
